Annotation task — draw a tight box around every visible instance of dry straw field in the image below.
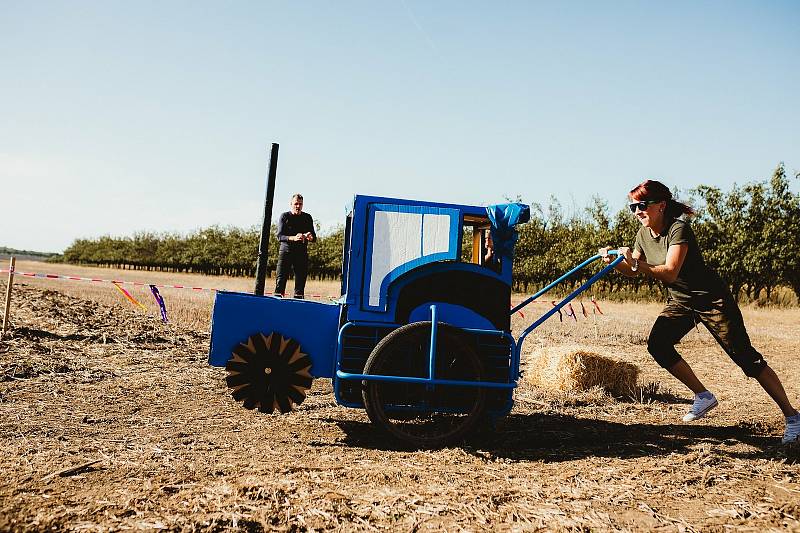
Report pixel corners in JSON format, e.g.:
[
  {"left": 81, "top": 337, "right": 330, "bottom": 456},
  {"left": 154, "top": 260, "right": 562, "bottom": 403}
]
[{"left": 1, "top": 260, "right": 799, "bottom": 531}]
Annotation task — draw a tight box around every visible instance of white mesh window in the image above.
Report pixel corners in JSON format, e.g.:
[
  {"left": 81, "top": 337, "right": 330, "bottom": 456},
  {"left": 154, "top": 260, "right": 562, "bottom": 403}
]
[
  {"left": 422, "top": 214, "right": 450, "bottom": 255},
  {"left": 367, "top": 211, "right": 453, "bottom": 307},
  {"left": 369, "top": 211, "right": 422, "bottom": 307}
]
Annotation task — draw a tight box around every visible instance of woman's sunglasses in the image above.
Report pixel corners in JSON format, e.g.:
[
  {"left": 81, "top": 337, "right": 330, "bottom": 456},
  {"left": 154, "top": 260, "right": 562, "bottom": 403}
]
[{"left": 628, "top": 200, "right": 660, "bottom": 213}]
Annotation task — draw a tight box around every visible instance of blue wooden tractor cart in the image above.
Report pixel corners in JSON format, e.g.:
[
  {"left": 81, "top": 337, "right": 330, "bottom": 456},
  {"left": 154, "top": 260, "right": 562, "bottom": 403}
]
[{"left": 208, "top": 195, "right": 624, "bottom": 447}]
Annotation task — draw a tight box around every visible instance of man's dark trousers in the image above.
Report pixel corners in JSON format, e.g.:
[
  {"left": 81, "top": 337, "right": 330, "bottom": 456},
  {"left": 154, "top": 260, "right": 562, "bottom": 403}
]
[{"left": 274, "top": 248, "right": 308, "bottom": 298}]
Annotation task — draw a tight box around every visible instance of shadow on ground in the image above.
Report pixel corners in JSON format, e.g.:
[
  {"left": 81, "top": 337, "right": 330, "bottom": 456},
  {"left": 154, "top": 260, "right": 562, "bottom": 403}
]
[
  {"left": 11, "top": 326, "right": 112, "bottom": 343},
  {"left": 329, "top": 412, "right": 796, "bottom": 462}
]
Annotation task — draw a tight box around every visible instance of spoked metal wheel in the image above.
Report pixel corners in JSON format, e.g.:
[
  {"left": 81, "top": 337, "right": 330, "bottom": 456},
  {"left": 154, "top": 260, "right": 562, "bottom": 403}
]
[
  {"left": 362, "top": 322, "right": 486, "bottom": 448},
  {"left": 225, "top": 332, "right": 313, "bottom": 414}
]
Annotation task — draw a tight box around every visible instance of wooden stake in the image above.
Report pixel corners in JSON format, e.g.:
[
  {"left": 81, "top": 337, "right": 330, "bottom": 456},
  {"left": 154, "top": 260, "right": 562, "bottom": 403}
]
[{"left": 1, "top": 256, "right": 15, "bottom": 339}]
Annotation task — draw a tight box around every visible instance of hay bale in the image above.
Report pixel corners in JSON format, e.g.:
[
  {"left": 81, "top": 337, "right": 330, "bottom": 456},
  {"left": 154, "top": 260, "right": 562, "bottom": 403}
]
[{"left": 526, "top": 345, "right": 639, "bottom": 397}]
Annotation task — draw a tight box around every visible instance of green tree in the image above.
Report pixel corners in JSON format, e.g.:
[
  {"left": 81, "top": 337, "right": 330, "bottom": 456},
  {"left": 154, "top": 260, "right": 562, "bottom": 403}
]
[{"left": 765, "top": 164, "right": 800, "bottom": 300}]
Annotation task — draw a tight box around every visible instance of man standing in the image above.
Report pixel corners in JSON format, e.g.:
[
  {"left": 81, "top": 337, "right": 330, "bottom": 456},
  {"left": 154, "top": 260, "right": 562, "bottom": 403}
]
[{"left": 274, "top": 193, "right": 316, "bottom": 298}]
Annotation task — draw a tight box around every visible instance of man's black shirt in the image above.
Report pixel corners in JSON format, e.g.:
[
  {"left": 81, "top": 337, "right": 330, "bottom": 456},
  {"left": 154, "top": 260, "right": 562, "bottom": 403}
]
[{"left": 276, "top": 211, "right": 316, "bottom": 252}]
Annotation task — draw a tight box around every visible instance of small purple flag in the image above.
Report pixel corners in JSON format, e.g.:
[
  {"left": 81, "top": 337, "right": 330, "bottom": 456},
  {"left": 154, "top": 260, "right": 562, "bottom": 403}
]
[{"left": 149, "top": 285, "right": 168, "bottom": 323}]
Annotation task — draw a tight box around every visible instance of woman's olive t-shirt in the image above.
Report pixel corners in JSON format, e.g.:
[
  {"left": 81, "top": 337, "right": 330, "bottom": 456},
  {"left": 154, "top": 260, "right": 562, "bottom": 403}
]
[{"left": 633, "top": 218, "right": 728, "bottom": 307}]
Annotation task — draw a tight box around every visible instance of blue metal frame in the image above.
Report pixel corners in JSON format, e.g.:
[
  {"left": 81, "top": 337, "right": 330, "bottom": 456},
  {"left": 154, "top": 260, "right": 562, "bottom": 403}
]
[
  {"left": 428, "top": 305, "right": 438, "bottom": 380},
  {"left": 334, "top": 251, "right": 624, "bottom": 395},
  {"left": 333, "top": 319, "right": 399, "bottom": 407},
  {"left": 335, "top": 305, "right": 518, "bottom": 390}
]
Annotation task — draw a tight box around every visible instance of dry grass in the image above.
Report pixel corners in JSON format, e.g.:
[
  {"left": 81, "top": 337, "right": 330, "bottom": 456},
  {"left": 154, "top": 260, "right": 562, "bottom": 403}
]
[{"left": 1, "top": 262, "right": 800, "bottom": 531}]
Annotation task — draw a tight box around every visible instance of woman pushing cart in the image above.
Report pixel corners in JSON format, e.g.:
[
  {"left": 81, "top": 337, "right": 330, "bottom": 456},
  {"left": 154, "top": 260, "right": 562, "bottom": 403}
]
[{"left": 600, "top": 179, "right": 799, "bottom": 444}]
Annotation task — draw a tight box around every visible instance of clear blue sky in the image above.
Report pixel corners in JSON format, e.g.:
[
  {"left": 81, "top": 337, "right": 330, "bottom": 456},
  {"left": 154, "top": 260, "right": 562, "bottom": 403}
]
[{"left": 2, "top": 0, "right": 798, "bottom": 253}]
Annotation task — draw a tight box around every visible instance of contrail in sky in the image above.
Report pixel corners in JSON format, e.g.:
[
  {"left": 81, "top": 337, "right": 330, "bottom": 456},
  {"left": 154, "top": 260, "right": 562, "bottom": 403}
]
[{"left": 399, "top": 0, "right": 444, "bottom": 64}]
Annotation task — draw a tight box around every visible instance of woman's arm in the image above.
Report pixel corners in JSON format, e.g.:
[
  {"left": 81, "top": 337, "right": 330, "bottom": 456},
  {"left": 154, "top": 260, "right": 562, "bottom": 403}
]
[{"left": 635, "top": 243, "right": 688, "bottom": 284}]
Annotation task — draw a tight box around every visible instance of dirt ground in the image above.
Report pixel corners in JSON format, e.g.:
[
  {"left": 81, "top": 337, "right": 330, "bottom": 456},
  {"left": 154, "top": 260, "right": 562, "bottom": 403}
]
[{"left": 1, "top": 283, "right": 799, "bottom": 532}]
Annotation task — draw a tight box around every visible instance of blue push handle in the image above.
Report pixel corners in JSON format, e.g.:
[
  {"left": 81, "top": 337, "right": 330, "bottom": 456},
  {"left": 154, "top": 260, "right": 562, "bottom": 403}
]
[
  {"left": 513, "top": 250, "right": 625, "bottom": 350},
  {"left": 511, "top": 250, "right": 623, "bottom": 315}
]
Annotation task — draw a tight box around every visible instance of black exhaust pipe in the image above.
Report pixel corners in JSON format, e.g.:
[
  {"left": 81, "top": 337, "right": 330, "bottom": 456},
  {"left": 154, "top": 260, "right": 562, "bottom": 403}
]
[{"left": 254, "top": 143, "right": 279, "bottom": 296}]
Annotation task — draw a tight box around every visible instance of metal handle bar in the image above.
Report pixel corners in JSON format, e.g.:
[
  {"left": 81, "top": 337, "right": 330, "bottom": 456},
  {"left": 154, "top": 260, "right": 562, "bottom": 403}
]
[
  {"left": 514, "top": 251, "right": 625, "bottom": 352},
  {"left": 511, "top": 250, "right": 622, "bottom": 315}
]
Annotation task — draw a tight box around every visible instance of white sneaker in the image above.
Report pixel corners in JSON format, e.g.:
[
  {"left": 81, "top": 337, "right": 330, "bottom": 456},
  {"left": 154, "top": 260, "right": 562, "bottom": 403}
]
[
  {"left": 682, "top": 392, "right": 718, "bottom": 422},
  {"left": 783, "top": 415, "right": 800, "bottom": 444}
]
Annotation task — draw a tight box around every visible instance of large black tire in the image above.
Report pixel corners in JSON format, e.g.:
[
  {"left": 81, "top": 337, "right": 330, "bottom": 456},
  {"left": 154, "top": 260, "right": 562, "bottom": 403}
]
[
  {"left": 225, "top": 332, "right": 313, "bottom": 414},
  {"left": 362, "top": 322, "right": 486, "bottom": 448}
]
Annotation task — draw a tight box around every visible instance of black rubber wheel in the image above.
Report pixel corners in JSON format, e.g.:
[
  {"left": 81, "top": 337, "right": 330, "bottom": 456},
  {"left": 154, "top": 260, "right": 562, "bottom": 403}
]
[
  {"left": 225, "top": 332, "right": 313, "bottom": 414},
  {"left": 362, "top": 321, "right": 486, "bottom": 448}
]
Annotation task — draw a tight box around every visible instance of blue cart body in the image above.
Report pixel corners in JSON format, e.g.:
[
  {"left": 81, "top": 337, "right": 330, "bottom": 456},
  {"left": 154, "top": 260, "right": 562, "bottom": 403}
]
[
  {"left": 209, "top": 194, "right": 529, "bottom": 416},
  {"left": 208, "top": 194, "right": 622, "bottom": 420},
  {"left": 209, "top": 294, "right": 341, "bottom": 377}
]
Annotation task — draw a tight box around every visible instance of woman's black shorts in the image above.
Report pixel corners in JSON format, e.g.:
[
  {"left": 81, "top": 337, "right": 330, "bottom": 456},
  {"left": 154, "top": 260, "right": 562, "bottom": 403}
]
[{"left": 647, "top": 294, "right": 767, "bottom": 378}]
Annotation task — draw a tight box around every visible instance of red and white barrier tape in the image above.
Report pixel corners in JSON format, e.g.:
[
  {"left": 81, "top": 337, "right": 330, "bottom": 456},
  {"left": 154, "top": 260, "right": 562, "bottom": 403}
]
[
  {"left": 1, "top": 269, "right": 217, "bottom": 292},
  {"left": 0, "top": 269, "right": 333, "bottom": 299}
]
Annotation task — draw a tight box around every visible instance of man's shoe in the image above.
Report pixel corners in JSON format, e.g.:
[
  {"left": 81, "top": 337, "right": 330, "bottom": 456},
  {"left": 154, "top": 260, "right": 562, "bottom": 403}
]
[
  {"left": 783, "top": 414, "right": 800, "bottom": 444},
  {"left": 682, "top": 392, "right": 718, "bottom": 422}
]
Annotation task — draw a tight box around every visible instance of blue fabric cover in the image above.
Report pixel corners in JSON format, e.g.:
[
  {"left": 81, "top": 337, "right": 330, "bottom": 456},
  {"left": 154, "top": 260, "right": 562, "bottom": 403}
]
[{"left": 486, "top": 203, "right": 530, "bottom": 256}]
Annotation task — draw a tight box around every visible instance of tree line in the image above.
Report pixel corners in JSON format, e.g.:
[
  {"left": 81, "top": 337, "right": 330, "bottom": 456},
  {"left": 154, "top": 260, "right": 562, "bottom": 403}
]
[
  {"left": 56, "top": 164, "right": 799, "bottom": 302},
  {"left": 57, "top": 224, "right": 344, "bottom": 281}
]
